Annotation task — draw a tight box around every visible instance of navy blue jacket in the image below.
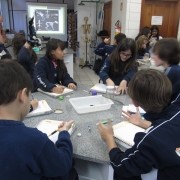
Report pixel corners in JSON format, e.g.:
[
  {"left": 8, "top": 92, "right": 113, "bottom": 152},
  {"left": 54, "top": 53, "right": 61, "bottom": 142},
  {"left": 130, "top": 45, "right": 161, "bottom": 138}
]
[
  {"left": 34, "top": 55, "right": 76, "bottom": 92},
  {"left": 165, "top": 65, "right": 180, "bottom": 102},
  {"left": 0, "top": 120, "right": 73, "bottom": 180},
  {"left": 94, "top": 42, "right": 116, "bottom": 60},
  {"left": 110, "top": 98, "right": 180, "bottom": 180},
  {"left": 18, "top": 46, "right": 35, "bottom": 80},
  {"left": 29, "top": 17, "right": 36, "bottom": 37},
  {"left": 99, "top": 57, "right": 137, "bottom": 85},
  {"left": 136, "top": 48, "right": 149, "bottom": 59},
  {"left": 0, "top": 44, "right": 12, "bottom": 59}
]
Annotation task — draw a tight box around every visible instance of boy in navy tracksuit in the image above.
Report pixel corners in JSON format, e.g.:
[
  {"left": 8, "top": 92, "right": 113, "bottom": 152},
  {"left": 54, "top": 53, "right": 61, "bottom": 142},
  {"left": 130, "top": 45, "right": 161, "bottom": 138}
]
[
  {"left": 0, "top": 60, "right": 77, "bottom": 180},
  {"left": 98, "top": 69, "right": 180, "bottom": 180},
  {"left": 94, "top": 33, "right": 126, "bottom": 60},
  {"left": 34, "top": 38, "right": 76, "bottom": 93}
]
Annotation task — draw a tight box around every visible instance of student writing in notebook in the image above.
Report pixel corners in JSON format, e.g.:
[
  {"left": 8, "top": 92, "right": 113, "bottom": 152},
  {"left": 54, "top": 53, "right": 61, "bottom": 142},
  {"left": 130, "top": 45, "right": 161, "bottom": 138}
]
[
  {"left": 0, "top": 60, "right": 78, "bottom": 180},
  {"left": 98, "top": 69, "right": 180, "bottom": 180},
  {"left": 99, "top": 38, "right": 137, "bottom": 94},
  {"left": 34, "top": 38, "right": 77, "bottom": 93},
  {"left": 122, "top": 38, "right": 180, "bottom": 129}
]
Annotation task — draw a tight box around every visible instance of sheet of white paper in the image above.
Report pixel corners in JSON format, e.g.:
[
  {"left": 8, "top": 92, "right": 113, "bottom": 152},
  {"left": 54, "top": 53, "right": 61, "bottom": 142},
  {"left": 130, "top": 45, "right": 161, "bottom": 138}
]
[{"left": 151, "top": 16, "right": 163, "bottom": 25}]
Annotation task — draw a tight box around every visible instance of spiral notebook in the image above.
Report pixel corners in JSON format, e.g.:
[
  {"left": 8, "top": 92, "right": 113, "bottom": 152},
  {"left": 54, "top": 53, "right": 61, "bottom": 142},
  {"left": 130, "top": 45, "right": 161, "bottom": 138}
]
[
  {"left": 37, "top": 119, "right": 76, "bottom": 143},
  {"left": 113, "top": 121, "right": 145, "bottom": 146},
  {"left": 26, "top": 100, "right": 53, "bottom": 118}
]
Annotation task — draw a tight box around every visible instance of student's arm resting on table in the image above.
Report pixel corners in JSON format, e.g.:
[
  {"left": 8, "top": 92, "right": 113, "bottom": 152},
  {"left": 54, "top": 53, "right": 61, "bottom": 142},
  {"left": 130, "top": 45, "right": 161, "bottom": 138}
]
[
  {"left": 62, "top": 72, "right": 77, "bottom": 89},
  {"left": 34, "top": 60, "right": 56, "bottom": 92},
  {"left": 36, "top": 120, "right": 74, "bottom": 177},
  {"left": 123, "top": 67, "right": 137, "bottom": 83},
  {"left": 94, "top": 42, "right": 107, "bottom": 56},
  {"left": 99, "top": 57, "right": 112, "bottom": 84}
]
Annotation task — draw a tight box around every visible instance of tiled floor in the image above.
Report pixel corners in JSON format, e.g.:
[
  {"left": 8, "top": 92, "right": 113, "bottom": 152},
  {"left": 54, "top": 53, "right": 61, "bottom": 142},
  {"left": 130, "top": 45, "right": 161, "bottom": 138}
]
[{"left": 73, "top": 63, "right": 100, "bottom": 85}]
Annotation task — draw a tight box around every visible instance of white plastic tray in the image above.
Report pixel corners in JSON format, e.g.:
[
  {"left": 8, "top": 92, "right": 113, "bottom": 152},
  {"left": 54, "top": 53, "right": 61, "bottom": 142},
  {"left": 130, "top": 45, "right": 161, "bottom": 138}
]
[{"left": 69, "top": 95, "right": 114, "bottom": 114}]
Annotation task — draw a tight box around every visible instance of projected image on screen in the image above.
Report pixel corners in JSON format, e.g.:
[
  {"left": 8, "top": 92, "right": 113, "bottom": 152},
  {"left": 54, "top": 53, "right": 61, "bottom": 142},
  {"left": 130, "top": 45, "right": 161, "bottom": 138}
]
[
  {"left": 35, "top": 9, "right": 59, "bottom": 31},
  {"left": 27, "top": 2, "right": 67, "bottom": 40}
]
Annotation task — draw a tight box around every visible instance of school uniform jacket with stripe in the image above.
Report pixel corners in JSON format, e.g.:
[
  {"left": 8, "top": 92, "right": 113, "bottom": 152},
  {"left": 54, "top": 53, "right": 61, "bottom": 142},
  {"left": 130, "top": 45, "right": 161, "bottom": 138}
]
[{"left": 109, "top": 96, "right": 180, "bottom": 180}]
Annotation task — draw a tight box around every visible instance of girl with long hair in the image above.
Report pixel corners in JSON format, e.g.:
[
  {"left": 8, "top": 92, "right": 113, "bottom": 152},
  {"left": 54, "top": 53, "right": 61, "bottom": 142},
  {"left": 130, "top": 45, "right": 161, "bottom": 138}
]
[
  {"left": 34, "top": 38, "right": 76, "bottom": 93},
  {"left": 99, "top": 38, "right": 137, "bottom": 94},
  {"left": 136, "top": 35, "right": 149, "bottom": 59},
  {"left": 12, "top": 34, "right": 37, "bottom": 80}
]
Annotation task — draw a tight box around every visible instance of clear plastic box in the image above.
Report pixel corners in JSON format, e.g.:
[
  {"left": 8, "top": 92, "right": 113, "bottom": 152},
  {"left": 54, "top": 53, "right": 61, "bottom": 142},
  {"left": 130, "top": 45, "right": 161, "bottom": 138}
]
[{"left": 69, "top": 95, "right": 114, "bottom": 114}]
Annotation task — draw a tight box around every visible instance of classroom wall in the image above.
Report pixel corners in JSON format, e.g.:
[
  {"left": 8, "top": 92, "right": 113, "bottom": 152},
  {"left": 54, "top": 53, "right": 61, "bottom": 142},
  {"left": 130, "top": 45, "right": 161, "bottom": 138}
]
[
  {"left": 110, "top": 0, "right": 142, "bottom": 43},
  {"left": 7, "top": 0, "right": 74, "bottom": 34},
  {"left": 177, "top": 19, "right": 180, "bottom": 42}
]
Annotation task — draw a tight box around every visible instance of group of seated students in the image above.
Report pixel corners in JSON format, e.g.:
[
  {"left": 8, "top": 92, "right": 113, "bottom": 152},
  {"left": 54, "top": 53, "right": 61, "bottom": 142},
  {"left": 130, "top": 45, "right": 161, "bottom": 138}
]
[{"left": 0, "top": 25, "right": 180, "bottom": 179}]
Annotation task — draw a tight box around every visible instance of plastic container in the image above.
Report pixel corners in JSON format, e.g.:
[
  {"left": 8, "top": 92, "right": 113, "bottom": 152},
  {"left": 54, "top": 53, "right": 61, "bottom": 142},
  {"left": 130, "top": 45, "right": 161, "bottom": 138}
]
[{"left": 69, "top": 95, "right": 114, "bottom": 114}]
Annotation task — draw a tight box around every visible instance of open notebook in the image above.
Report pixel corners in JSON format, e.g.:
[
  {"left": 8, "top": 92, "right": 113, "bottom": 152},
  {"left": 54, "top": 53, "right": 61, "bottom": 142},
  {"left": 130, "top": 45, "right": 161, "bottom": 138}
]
[
  {"left": 113, "top": 121, "right": 145, "bottom": 147},
  {"left": 37, "top": 120, "right": 76, "bottom": 143},
  {"left": 90, "top": 83, "right": 119, "bottom": 94},
  {"left": 27, "top": 100, "right": 53, "bottom": 118},
  {"left": 37, "top": 88, "right": 73, "bottom": 98}
]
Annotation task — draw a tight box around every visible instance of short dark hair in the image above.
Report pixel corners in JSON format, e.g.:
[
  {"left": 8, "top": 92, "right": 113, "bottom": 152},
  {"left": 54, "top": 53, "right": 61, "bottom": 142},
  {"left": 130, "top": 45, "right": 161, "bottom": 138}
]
[
  {"left": 114, "top": 33, "right": 126, "bottom": 44},
  {"left": 138, "top": 27, "right": 151, "bottom": 37},
  {"left": 0, "top": 59, "right": 32, "bottom": 105},
  {"left": 109, "top": 38, "right": 137, "bottom": 75},
  {"left": 153, "top": 38, "right": 180, "bottom": 65},
  {"left": 128, "top": 69, "right": 172, "bottom": 113}
]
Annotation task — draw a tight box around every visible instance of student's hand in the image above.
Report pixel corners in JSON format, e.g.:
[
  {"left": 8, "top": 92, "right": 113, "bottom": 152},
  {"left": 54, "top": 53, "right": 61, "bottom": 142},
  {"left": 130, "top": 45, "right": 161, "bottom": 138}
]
[
  {"left": 137, "top": 61, "right": 142, "bottom": 66},
  {"left": 104, "top": 38, "right": 110, "bottom": 44},
  {"left": 68, "top": 83, "right": 76, "bottom": 89},
  {"left": 106, "top": 78, "right": 115, "bottom": 86},
  {"left": 98, "top": 119, "right": 114, "bottom": 141},
  {"left": 98, "top": 120, "right": 117, "bottom": 151},
  {"left": 51, "top": 86, "right": 65, "bottom": 94},
  {"left": 58, "top": 120, "right": 74, "bottom": 132},
  {"left": 116, "top": 80, "right": 127, "bottom": 94},
  {"left": 30, "top": 99, "right": 38, "bottom": 110},
  {"left": 122, "top": 107, "right": 151, "bottom": 129}
]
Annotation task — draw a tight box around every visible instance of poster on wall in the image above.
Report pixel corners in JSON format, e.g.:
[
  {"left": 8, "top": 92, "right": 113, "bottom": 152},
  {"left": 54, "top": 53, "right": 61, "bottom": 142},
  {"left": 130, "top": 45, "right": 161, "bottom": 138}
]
[{"left": 151, "top": 16, "right": 163, "bottom": 25}]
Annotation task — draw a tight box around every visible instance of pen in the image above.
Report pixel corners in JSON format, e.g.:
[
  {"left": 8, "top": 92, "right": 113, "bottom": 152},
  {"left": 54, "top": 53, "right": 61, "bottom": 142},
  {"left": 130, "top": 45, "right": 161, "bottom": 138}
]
[
  {"left": 48, "top": 129, "right": 59, "bottom": 137},
  {"left": 96, "top": 119, "right": 113, "bottom": 125},
  {"left": 88, "top": 125, "right": 91, "bottom": 132}
]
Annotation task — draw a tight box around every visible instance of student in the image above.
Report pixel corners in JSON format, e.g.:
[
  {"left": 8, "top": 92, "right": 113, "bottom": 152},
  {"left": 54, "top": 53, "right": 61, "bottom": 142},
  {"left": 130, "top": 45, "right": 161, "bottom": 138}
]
[
  {"left": 0, "top": 59, "right": 78, "bottom": 179},
  {"left": 99, "top": 38, "right": 137, "bottom": 94},
  {"left": 136, "top": 35, "right": 149, "bottom": 59},
  {"left": 0, "top": 30, "right": 11, "bottom": 59},
  {"left": 94, "top": 33, "right": 126, "bottom": 60},
  {"left": 98, "top": 69, "right": 180, "bottom": 180},
  {"left": 93, "top": 33, "right": 126, "bottom": 75},
  {"left": 135, "top": 26, "right": 151, "bottom": 41},
  {"left": 149, "top": 25, "right": 162, "bottom": 57},
  {"left": 123, "top": 38, "right": 180, "bottom": 129},
  {"left": 29, "top": 16, "right": 42, "bottom": 45},
  {"left": 12, "top": 34, "right": 38, "bottom": 80},
  {"left": 34, "top": 38, "right": 77, "bottom": 93}
]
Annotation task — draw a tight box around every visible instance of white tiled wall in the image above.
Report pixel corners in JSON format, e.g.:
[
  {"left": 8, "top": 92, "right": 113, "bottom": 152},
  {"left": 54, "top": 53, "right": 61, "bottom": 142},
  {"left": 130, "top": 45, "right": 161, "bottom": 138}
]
[
  {"left": 125, "top": 0, "right": 142, "bottom": 39},
  {"left": 177, "top": 19, "right": 180, "bottom": 42}
]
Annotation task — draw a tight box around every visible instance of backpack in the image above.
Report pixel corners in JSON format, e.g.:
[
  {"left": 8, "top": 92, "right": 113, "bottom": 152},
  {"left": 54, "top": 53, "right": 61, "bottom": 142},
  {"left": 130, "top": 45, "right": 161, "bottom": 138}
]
[{"left": 93, "top": 58, "right": 104, "bottom": 75}]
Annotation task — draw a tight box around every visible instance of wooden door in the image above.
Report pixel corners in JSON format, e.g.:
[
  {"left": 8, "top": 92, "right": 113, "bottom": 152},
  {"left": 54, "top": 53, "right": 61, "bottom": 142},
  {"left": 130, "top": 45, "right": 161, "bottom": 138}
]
[
  {"left": 103, "top": 2, "right": 112, "bottom": 36},
  {"left": 140, "top": 0, "right": 180, "bottom": 38}
]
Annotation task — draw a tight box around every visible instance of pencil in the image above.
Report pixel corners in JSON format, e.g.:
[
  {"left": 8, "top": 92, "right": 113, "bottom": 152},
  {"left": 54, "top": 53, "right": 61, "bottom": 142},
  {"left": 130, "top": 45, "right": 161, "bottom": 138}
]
[
  {"left": 96, "top": 119, "right": 113, "bottom": 125},
  {"left": 48, "top": 129, "right": 59, "bottom": 137}
]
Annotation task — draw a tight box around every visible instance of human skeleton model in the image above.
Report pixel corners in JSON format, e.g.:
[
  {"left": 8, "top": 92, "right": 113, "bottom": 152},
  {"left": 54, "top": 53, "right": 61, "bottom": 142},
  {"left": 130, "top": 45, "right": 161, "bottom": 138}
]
[
  {"left": 45, "top": 10, "right": 50, "bottom": 19},
  {"left": 45, "top": 21, "right": 58, "bottom": 31},
  {"left": 81, "top": 17, "right": 92, "bottom": 63}
]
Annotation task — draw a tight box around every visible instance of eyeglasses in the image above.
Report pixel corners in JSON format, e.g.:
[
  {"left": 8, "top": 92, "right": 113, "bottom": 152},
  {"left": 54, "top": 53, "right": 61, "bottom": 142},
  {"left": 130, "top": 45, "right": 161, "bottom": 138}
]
[{"left": 120, "top": 52, "right": 132, "bottom": 58}]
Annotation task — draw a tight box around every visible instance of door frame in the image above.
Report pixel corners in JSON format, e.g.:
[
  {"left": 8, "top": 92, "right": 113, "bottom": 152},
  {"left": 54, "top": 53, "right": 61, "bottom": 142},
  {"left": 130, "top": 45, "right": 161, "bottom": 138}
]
[{"left": 140, "top": 0, "right": 180, "bottom": 38}]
